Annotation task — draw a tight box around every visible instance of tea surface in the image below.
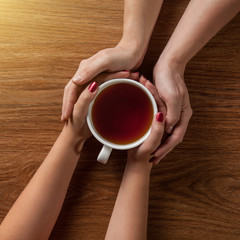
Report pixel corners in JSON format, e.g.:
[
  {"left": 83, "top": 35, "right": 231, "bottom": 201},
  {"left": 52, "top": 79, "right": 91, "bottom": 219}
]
[{"left": 92, "top": 83, "right": 153, "bottom": 144}]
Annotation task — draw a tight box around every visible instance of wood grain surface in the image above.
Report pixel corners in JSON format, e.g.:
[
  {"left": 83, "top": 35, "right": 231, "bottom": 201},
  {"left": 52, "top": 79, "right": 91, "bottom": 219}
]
[{"left": 0, "top": 0, "right": 240, "bottom": 239}]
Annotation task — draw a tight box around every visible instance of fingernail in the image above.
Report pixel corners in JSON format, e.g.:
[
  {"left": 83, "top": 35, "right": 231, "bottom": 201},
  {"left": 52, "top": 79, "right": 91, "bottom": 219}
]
[
  {"left": 133, "top": 72, "right": 139, "bottom": 75},
  {"left": 72, "top": 75, "right": 83, "bottom": 84},
  {"left": 88, "top": 82, "right": 98, "bottom": 93},
  {"left": 156, "top": 112, "right": 164, "bottom": 122},
  {"left": 124, "top": 70, "right": 130, "bottom": 73}
]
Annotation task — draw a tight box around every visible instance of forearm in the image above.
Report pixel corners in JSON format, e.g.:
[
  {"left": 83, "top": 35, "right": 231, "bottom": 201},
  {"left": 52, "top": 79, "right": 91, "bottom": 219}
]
[
  {"left": 105, "top": 162, "right": 152, "bottom": 240},
  {"left": 0, "top": 125, "right": 83, "bottom": 240},
  {"left": 159, "top": 0, "right": 240, "bottom": 67},
  {"left": 119, "top": 0, "right": 163, "bottom": 54}
]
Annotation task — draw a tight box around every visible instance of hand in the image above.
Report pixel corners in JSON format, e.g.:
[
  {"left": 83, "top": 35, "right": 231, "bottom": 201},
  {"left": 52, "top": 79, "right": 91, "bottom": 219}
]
[
  {"left": 61, "top": 42, "right": 145, "bottom": 121},
  {"left": 151, "top": 61, "right": 193, "bottom": 164},
  {"left": 64, "top": 72, "right": 138, "bottom": 143},
  {"left": 64, "top": 81, "right": 98, "bottom": 144},
  {"left": 127, "top": 111, "right": 165, "bottom": 170}
]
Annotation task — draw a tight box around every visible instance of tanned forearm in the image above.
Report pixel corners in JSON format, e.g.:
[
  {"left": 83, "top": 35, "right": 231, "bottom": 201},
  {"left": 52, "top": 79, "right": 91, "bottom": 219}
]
[
  {"left": 0, "top": 125, "right": 83, "bottom": 240},
  {"left": 105, "top": 162, "right": 152, "bottom": 240}
]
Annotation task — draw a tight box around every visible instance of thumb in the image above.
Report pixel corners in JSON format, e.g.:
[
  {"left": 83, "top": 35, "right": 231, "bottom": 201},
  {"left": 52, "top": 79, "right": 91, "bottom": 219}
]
[
  {"left": 138, "top": 112, "right": 165, "bottom": 155},
  {"left": 72, "top": 82, "right": 99, "bottom": 119},
  {"left": 165, "top": 98, "right": 181, "bottom": 134}
]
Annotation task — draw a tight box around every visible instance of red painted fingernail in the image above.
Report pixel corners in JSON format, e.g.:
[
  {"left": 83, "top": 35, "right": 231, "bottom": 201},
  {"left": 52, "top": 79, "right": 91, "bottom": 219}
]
[
  {"left": 88, "top": 82, "right": 98, "bottom": 93},
  {"left": 156, "top": 112, "right": 164, "bottom": 122},
  {"left": 124, "top": 70, "right": 130, "bottom": 73},
  {"left": 133, "top": 72, "right": 139, "bottom": 74}
]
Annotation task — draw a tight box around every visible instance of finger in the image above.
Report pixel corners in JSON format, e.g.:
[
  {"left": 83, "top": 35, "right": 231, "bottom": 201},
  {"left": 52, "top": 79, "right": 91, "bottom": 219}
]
[
  {"left": 72, "top": 52, "right": 110, "bottom": 85},
  {"left": 139, "top": 75, "right": 148, "bottom": 85},
  {"left": 61, "top": 81, "right": 81, "bottom": 121},
  {"left": 144, "top": 79, "right": 167, "bottom": 115},
  {"left": 128, "top": 72, "right": 139, "bottom": 81},
  {"left": 96, "top": 71, "right": 130, "bottom": 85},
  {"left": 106, "top": 70, "right": 130, "bottom": 81},
  {"left": 73, "top": 82, "right": 99, "bottom": 119},
  {"left": 61, "top": 82, "right": 69, "bottom": 121},
  {"left": 153, "top": 107, "right": 192, "bottom": 164},
  {"left": 139, "top": 75, "right": 167, "bottom": 114},
  {"left": 139, "top": 75, "right": 167, "bottom": 113},
  {"left": 138, "top": 112, "right": 165, "bottom": 157},
  {"left": 165, "top": 95, "right": 182, "bottom": 134}
]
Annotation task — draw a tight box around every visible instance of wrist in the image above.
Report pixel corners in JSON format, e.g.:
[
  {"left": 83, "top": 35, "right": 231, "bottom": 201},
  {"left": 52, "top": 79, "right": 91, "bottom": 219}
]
[
  {"left": 155, "top": 53, "right": 186, "bottom": 78},
  {"left": 117, "top": 36, "right": 147, "bottom": 62},
  {"left": 157, "top": 45, "right": 188, "bottom": 73},
  {"left": 61, "top": 125, "right": 86, "bottom": 154},
  {"left": 126, "top": 159, "right": 152, "bottom": 175},
  {"left": 118, "top": 34, "right": 146, "bottom": 50}
]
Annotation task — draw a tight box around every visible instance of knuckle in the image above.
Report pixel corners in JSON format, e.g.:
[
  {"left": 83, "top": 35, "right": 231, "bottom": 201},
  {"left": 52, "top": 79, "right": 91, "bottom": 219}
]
[
  {"left": 99, "top": 49, "right": 108, "bottom": 57},
  {"left": 79, "top": 59, "right": 87, "bottom": 67},
  {"left": 179, "top": 88, "right": 185, "bottom": 98},
  {"left": 165, "top": 93, "right": 180, "bottom": 106},
  {"left": 173, "top": 135, "right": 183, "bottom": 144},
  {"left": 169, "top": 90, "right": 181, "bottom": 100},
  {"left": 79, "top": 67, "right": 89, "bottom": 77},
  {"left": 99, "top": 50, "right": 110, "bottom": 67},
  {"left": 64, "top": 84, "right": 69, "bottom": 92},
  {"left": 168, "top": 116, "right": 179, "bottom": 125},
  {"left": 152, "top": 123, "right": 163, "bottom": 135},
  {"left": 189, "top": 107, "right": 193, "bottom": 117},
  {"left": 81, "top": 92, "right": 92, "bottom": 103}
]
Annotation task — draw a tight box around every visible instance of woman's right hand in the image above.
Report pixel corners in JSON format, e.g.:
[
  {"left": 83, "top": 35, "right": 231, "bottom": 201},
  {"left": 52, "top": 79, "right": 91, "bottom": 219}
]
[
  {"left": 127, "top": 111, "right": 165, "bottom": 172},
  {"left": 61, "top": 42, "right": 145, "bottom": 121}
]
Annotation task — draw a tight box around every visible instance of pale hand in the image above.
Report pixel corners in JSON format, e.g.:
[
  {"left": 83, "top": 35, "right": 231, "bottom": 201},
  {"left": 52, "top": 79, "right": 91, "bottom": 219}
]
[
  {"left": 62, "top": 43, "right": 144, "bottom": 121},
  {"left": 151, "top": 61, "right": 193, "bottom": 164}
]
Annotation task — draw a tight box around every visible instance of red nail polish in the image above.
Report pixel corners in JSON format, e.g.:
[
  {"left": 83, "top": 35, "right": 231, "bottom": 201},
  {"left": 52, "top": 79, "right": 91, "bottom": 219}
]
[
  {"left": 156, "top": 112, "right": 164, "bottom": 122},
  {"left": 88, "top": 82, "right": 98, "bottom": 93}
]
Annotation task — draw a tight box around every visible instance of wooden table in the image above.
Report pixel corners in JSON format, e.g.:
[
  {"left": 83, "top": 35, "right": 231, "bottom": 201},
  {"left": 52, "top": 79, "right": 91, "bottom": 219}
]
[{"left": 0, "top": 0, "right": 240, "bottom": 239}]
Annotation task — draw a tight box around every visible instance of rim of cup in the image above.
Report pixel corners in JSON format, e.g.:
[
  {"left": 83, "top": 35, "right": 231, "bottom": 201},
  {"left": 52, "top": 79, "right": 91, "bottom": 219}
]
[{"left": 87, "top": 78, "right": 158, "bottom": 150}]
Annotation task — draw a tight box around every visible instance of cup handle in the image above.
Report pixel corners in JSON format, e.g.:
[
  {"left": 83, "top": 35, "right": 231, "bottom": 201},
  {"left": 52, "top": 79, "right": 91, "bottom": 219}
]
[{"left": 97, "top": 145, "right": 112, "bottom": 164}]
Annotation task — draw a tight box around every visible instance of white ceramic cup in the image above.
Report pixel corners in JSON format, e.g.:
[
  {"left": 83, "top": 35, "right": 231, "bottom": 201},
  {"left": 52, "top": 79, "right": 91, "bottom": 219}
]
[{"left": 87, "top": 79, "right": 157, "bottom": 164}]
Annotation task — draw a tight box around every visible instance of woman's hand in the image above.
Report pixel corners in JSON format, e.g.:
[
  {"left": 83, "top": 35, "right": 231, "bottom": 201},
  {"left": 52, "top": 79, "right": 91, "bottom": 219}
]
[
  {"left": 127, "top": 111, "right": 165, "bottom": 171},
  {"left": 64, "top": 81, "right": 98, "bottom": 144},
  {"left": 72, "top": 43, "right": 144, "bottom": 85},
  {"left": 152, "top": 60, "right": 193, "bottom": 164},
  {"left": 64, "top": 71, "right": 138, "bottom": 143},
  {"left": 61, "top": 43, "right": 144, "bottom": 121}
]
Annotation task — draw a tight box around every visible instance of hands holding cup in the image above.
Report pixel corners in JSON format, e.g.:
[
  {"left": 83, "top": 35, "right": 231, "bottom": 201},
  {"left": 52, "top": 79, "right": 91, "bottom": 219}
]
[
  {"left": 87, "top": 78, "right": 159, "bottom": 164},
  {"left": 68, "top": 74, "right": 165, "bottom": 165}
]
